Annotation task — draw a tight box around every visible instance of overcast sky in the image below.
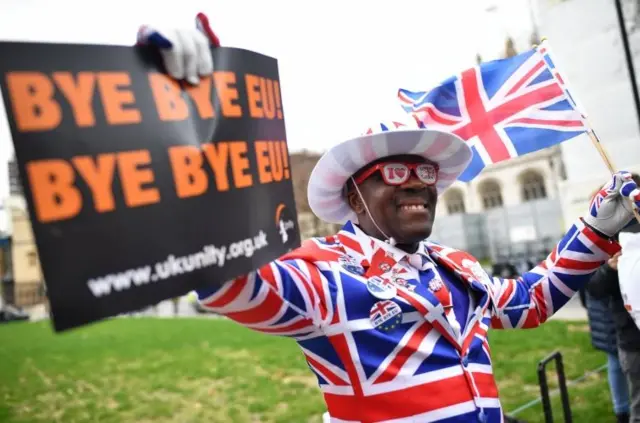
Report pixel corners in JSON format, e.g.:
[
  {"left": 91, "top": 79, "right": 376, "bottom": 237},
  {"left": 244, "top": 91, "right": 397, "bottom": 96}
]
[{"left": 0, "top": 0, "right": 534, "bottom": 229}]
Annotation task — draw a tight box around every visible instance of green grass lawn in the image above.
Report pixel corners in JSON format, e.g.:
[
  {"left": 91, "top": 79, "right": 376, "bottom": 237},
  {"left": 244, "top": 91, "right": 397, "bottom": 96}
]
[{"left": 0, "top": 318, "right": 613, "bottom": 423}]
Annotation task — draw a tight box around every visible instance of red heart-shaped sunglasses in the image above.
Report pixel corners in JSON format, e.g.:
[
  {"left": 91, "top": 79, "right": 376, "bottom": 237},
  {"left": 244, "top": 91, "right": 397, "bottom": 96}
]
[{"left": 353, "top": 162, "right": 439, "bottom": 186}]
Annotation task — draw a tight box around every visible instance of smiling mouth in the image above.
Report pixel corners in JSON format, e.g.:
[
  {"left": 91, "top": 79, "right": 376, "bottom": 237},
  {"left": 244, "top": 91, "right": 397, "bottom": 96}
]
[{"left": 399, "top": 204, "right": 427, "bottom": 212}]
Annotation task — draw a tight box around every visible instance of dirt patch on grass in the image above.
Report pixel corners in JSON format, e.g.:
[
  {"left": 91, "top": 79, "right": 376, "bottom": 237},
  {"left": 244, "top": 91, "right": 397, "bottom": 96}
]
[
  {"left": 280, "top": 373, "right": 319, "bottom": 389},
  {"left": 567, "top": 324, "right": 590, "bottom": 333}
]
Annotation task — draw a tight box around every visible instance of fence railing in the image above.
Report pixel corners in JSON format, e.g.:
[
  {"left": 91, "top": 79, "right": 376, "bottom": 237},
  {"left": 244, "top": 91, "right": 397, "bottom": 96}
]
[
  {"left": 538, "top": 350, "right": 573, "bottom": 423},
  {"left": 10, "top": 281, "right": 47, "bottom": 307}
]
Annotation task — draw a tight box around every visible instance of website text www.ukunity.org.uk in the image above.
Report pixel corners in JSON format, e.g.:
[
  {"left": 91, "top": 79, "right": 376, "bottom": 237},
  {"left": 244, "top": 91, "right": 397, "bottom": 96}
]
[{"left": 86, "top": 230, "right": 269, "bottom": 297}]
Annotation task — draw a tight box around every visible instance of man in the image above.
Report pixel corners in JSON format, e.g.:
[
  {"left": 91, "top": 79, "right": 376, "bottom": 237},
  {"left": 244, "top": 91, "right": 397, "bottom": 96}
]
[
  {"left": 588, "top": 175, "right": 640, "bottom": 423},
  {"left": 137, "top": 15, "right": 640, "bottom": 422}
]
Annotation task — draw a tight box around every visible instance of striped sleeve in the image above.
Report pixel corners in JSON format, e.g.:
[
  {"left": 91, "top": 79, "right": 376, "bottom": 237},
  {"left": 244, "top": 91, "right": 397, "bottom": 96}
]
[
  {"left": 195, "top": 257, "right": 332, "bottom": 338},
  {"left": 490, "top": 219, "right": 621, "bottom": 330}
]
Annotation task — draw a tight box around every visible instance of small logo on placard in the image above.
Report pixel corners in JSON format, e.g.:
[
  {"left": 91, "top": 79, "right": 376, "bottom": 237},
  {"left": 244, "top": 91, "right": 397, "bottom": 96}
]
[{"left": 275, "top": 203, "right": 295, "bottom": 244}]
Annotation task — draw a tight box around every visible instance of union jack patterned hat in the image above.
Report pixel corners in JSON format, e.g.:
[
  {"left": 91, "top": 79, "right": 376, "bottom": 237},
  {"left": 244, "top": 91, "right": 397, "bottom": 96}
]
[{"left": 307, "top": 116, "right": 473, "bottom": 224}]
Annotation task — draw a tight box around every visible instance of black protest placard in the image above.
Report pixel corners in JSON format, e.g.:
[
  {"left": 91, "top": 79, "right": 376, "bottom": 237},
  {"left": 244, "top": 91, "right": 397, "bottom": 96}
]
[{"left": 0, "top": 42, "right": 301, "bottom": 332}]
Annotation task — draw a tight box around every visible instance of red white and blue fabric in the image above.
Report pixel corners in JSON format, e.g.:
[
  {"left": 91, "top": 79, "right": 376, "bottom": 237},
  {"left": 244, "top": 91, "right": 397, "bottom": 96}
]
[
  {"left": 137, "top": 13, "right": 219, "bottom": 48},
  {"left": 136, "top": 13, "right": 218, "bottom": 85},
  {"left": 307, "top": 117, "right": 472, "bottom": 225},
  {"left": 590, "top": 177, "right": 620, "bottom": 218},
  {"left": 538, "top": 40, "right": 587, "bottom": 119},
  {"left": 622, "top": 178, "right": 640, "bottom": 205},
  {"left": 588, "top": 172, "right": 640, "bottom": 233},
  {"left": 397, "top": 43, "right": 589, "bottom": 182},
  {"left": 196, "top": 218, "right": 620, "bottom": 422},
  {"left": 590, "top": 172, "right": 640, "bottom": 216}
]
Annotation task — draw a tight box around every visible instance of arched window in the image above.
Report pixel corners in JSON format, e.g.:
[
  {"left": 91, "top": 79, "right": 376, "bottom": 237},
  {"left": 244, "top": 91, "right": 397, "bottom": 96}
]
[
  {"left": 479, "top": 179, "right": 503, "bottom": 210},
  {"left": 445, "top": 188, "right": 466, "bottom": 214},
  {"left": 520, "top": 170, "right": 547, "bottom": 201}
]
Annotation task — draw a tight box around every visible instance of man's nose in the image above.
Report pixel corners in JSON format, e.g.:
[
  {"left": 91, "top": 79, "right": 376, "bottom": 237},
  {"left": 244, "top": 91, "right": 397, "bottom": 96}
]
[{"left": 399, "top": 173, "right": 427, "bottom": 190}]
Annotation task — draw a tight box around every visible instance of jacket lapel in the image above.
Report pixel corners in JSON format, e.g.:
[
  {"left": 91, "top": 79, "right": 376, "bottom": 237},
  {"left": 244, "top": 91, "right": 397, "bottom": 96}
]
[
  {"left": 426, "top": 244, "right": 493, "bottom": 354},
  {"left": 336, "top": 222, "right": 374, "bottom": 271}
]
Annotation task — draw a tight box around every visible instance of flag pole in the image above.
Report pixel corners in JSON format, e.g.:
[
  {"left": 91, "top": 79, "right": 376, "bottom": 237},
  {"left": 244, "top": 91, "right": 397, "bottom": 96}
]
[
  {"left": 534, "top": 37, "right": 640, "bottom": 224},
  {"left": 587, "top": 128, "right": 640, "bottom": 223},
  {"left": 587, "top": 130, "right": 617, "bottom": 175}
]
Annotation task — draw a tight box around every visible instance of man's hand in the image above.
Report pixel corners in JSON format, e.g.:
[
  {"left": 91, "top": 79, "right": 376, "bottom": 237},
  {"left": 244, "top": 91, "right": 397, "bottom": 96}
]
[
  {"left": 136, "top": 13, "right": 220, "bottom": 85},
  {"left": 609, "top": 251, "right": 622, "bottom": 270},
  {"left": 583, "top": 171, "right": 640, "bottom": 238}
]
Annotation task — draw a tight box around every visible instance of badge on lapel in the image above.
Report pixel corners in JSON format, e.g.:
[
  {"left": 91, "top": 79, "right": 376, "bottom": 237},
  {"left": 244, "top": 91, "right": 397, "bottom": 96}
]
[
  {"left": 339, "top": 255, "right": 365, "bottom": 275},
  {"left": 428, "top": 279, "right": 444, "bottom": 292},
  {"left": 370, "top": 300, "right": 402, "bottom": 332},
  {"left": 393, "top": 277, "right": 416, "bottom": 292},
  {"left": 378, "top": 262, "right": 391, "bottom": 273},
  {"left": 367, "top": 276, "right": 397, "bottom": 299}
]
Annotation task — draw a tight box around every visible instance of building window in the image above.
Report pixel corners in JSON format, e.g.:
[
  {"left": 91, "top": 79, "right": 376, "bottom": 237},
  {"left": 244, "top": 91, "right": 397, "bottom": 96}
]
[
  {"left": 27, "top": 250, "right": 37, "bottom": 267},
  {"left": 445, "top": 189, "right": 466, "bottom": 214},
  {"left": 479, "top": 180, "right": 503, "bottom": 210},
  {"left": 521, "top": 171, "right": 547, "bottom": 202}
]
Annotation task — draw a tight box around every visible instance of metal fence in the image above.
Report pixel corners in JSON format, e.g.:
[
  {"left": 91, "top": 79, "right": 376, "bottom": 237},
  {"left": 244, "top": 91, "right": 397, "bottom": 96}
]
[
  {"left": 432, "top": 198, "right": 564, "bottom": 262},
  {"left": 2, "top": 279, "right": 47, "bottom": 307}
]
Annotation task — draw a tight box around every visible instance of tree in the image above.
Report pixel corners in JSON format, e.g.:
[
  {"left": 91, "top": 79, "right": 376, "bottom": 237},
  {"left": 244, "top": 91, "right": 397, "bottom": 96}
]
[
  {"left": 289, "top": 150, "right": 318, "bottom": 214},
  {"left": 503, "top": 36, "right": 518, "bottom": 58},
  {"left": 529, "top": 30, "right": 541, "bottom": 47},
  {"left": 289, "top": 151, "right": 328, "bottom": 238},
  {"left": 289, "top": 151, "right": 351, "bottom": 238}
]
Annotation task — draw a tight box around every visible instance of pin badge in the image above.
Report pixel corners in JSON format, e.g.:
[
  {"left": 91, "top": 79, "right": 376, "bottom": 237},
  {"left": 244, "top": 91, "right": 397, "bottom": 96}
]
[
  {"left": 367, "top": 276, "right": 397, "bottom": 300},
  {"left": 394, "top": 277, "right": 416, "bottom": 292},
  {"left": 379, "top": 262, "right": 392, "bottom": 273},
  {"left": 370, "top": 300, "right": 402, "bottom": 332},
  {"left": 394, "top": 277, "right": 408, "bottom": 287},
  {"left": 428, "top": 279, "right": 444, "bottom": 292},
  {"left": 339, "top": 256, "right": 365, "bottom": 275}
]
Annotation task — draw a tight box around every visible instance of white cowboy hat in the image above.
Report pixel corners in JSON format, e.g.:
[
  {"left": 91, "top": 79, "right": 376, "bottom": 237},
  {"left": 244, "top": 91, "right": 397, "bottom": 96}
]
[{"left": 307, "top": 117, "right": 473, "bottom": 224}]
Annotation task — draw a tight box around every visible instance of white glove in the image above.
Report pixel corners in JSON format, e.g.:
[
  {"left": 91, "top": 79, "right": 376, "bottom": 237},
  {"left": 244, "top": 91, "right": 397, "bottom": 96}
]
[
  {"left": 136, "top": 12, "right": 219, "bottom": 85},
  {"left": 583, "top": 171, "right": 640, "bottom": 238}
]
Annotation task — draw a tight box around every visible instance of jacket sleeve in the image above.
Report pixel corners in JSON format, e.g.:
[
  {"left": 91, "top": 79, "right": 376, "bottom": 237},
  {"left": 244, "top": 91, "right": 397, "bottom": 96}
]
[
  {"left": 490, "top": 219, "right": 620, "bottom": 330},
  {"left": 195, "top": 241, "right": 336, "bottom": 339},
  {"left": 586, "top": 264, "right": 619, "bottom": 299}
]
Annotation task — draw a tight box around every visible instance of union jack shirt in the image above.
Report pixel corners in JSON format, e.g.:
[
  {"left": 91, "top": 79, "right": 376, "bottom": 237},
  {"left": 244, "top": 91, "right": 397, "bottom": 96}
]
[{"left": 197, "top": 218, "right": 619, "bottom": 422}]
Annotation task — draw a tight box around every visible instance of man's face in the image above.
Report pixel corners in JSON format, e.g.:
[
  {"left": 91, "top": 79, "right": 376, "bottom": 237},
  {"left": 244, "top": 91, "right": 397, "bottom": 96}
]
[{"left": 348, "top": 154, "right": 438, "bottom": 244}]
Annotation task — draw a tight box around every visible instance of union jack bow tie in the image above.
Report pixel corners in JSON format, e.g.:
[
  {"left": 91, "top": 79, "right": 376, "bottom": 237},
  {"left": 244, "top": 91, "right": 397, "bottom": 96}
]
[{"left": 408, "top": 252, "right": 434, "bottom": 272}]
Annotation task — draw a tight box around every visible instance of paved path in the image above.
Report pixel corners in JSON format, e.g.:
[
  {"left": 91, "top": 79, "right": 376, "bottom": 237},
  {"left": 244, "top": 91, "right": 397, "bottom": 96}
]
[
  {"left": 25, "top": 296, "right": 219, "bottom": 322},
  {"left": 549, "top": 295, "right": 587, "bottom": 321}
]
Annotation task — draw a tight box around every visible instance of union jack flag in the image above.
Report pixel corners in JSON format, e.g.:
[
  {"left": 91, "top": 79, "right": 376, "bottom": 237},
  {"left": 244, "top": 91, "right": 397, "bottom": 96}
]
[
  {"left": 538, "top": 40, "right": 587, "bottom": 119},
  {"left": 398, "top": 40, "right": 589, "bottom": 182}
]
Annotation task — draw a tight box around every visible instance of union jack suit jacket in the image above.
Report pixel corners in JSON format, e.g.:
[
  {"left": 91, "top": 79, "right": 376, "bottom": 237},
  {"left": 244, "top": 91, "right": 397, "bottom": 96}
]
[{"left": 197, "top": 218, "right": 620, "bottom": 423}]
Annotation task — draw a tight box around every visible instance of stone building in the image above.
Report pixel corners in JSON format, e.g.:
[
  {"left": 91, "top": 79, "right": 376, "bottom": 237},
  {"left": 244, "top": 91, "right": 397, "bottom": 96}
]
[
  {"left": 431, "top": 146, "right": 566, "bottom": 262},
  {"left": 2, "top": 158, "right": 45, "bottom": 306}
]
